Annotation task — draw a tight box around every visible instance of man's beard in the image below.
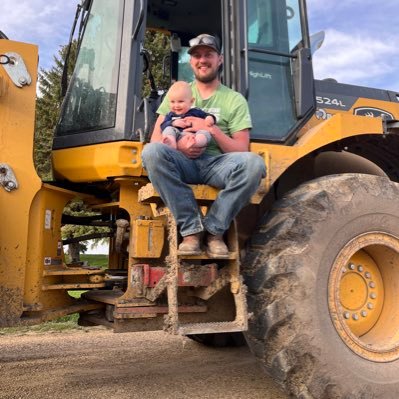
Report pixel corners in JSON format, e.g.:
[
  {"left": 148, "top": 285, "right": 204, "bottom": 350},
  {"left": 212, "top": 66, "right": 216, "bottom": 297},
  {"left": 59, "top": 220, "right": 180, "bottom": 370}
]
[{"left": 194, "top": 68, "right": 219, "bottom": 83}]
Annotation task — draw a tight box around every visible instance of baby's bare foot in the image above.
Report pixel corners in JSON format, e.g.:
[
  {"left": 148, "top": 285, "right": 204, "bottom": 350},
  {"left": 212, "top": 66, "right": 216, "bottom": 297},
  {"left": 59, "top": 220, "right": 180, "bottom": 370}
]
[
  {"left": 162, "top": 135, "right": 177, "bottom": 149},
  {"left": 195, "top": 133, "right": 208, "bottom": 148}
]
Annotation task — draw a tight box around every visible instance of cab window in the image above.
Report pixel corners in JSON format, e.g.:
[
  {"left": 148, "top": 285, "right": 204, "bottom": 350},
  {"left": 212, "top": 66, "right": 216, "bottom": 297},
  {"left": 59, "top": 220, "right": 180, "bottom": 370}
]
[
  {"left": 247, "top": 0, "right": 304, "bottom": 141},
  {"left": 57, "top": 0, "right": 124, "bottom": 136}
]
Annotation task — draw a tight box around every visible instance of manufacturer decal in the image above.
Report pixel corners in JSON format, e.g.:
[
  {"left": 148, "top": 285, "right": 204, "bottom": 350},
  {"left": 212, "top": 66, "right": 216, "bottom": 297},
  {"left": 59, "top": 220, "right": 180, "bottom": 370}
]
[
  {"left": 315, "top": 108, "right": 332, "bottom": 120},
  {"left": 354, "top": 107, "right": 394, "bottom": 120},
  {"left": 249, "top": 70, "right": 272, "bottom": 80},
  {"left": 316, "top": 96, "right": 346, "bottom": 108},
  {"left": 314, "top": 92, "right": 357, "bottom": 111}
]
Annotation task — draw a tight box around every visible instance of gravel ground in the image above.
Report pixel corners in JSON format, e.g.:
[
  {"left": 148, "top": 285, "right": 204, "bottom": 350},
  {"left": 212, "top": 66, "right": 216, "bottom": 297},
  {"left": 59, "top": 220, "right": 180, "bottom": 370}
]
[{"left": 0, "top": 328, "right": 287, "bottom": 399}]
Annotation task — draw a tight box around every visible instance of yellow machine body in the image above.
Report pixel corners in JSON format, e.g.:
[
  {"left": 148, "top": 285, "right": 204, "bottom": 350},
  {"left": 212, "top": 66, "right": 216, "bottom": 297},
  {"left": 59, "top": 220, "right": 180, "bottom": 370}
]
[
  {"left": 2, "top": 27, "right": 399, "bottom": 330},
  {"left": 4, "top": 1, "right": 399, "bottom": 396}
]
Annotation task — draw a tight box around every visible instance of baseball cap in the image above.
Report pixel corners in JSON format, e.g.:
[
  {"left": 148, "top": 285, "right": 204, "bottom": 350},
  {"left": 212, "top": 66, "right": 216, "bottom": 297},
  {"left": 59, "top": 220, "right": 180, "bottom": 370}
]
[{"left": 188, "top": 34, "right": 221, "bottom": 55}]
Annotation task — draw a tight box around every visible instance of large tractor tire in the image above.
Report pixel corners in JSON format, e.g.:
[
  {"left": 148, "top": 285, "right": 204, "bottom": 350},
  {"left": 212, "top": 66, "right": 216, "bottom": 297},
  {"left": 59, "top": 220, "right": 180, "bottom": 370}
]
[{"left": 243, "top": 174, "right": 399, "bottom": 398}]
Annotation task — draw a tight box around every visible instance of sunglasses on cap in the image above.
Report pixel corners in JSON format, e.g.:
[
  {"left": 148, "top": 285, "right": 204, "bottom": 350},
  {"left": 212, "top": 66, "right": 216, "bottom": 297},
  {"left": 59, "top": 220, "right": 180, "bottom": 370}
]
[{"left": 188, "top": 34, "right": 221, "bottom": 54}]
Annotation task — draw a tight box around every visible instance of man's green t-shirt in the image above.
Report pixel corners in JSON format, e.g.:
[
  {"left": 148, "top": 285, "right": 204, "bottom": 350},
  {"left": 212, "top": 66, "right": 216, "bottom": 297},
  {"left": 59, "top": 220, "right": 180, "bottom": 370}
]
[{"left": 157, "top": 83, "right": 252, "bottom": 155}]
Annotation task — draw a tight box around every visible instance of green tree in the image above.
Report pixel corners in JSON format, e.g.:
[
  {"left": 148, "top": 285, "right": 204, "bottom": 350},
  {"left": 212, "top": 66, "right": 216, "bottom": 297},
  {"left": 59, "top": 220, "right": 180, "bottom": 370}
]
[
  {"left": 34, "top": 41, "right": 77, "bottom": 179},
  {"left": 142, "top": 30, "right": 171, "bottom": 96}
]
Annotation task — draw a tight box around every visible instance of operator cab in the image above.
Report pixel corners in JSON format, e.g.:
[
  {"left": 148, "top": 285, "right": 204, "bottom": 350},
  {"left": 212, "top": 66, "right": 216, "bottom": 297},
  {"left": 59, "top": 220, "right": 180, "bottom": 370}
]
[{"left": 53, "top": 0, "right": 314, "bottom": 151}]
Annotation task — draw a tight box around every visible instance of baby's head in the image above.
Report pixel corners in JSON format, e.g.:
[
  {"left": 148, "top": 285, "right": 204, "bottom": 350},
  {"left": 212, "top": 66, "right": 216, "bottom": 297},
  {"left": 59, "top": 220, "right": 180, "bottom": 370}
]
[{"left": 167, "top": 81, "right": 194, "bottom": 115}]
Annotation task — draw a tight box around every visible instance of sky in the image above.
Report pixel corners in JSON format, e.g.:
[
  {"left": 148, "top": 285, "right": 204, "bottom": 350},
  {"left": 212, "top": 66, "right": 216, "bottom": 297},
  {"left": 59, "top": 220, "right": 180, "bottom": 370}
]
[{"left": 0, "top": 0, "right": 398, "bottom": 92}]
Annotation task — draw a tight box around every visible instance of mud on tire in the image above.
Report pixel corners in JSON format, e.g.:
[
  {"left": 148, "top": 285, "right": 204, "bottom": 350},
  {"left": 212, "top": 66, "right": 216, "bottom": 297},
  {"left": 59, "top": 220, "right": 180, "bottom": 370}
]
[{"left": 243, "top": 174, "right": 399, "bottom": 399}]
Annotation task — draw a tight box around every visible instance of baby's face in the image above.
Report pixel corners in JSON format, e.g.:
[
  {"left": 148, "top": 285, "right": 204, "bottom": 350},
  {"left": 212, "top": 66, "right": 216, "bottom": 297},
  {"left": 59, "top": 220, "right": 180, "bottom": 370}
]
[{"left": 169, "top": 93, "right": 193, "bottom": 115}]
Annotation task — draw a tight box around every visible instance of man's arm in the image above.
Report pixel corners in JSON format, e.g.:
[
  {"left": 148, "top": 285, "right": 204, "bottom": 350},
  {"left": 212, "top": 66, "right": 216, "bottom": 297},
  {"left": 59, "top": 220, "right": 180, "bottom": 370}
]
[
  {"left": 209, "top": 125, "right": 250, "bottom": 152},
  {"left": 150, "top": 115, "right": 165, "bottom": 143},
  {"left": 160, "top": 114, "right": 173, "bottom": 132}
]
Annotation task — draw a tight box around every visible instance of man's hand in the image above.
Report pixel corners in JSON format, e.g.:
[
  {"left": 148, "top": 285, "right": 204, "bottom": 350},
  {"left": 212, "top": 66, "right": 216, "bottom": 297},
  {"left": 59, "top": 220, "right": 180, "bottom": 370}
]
[
  {"left": 177, "top": 134, "right": 205, "bottom": 158},
  {"left": 172, "top": 119, "right": 190, "bottom": 129},
  {"left": 204, "top": 115, "right": 215, "bottom": 127}
]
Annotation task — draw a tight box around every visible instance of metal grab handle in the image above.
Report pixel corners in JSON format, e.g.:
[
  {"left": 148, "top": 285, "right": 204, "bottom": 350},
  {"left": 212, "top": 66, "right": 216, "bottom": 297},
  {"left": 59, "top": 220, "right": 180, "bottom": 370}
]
[
  {"left": 132, "top": 0, "right": 145, "bottom": 40},
  {"left": 242, "top": 1, "right": 249, "bottom": 99}
]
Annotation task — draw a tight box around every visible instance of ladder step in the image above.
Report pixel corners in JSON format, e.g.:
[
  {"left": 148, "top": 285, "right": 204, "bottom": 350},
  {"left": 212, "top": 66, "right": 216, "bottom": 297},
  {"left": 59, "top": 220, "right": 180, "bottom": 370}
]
[
  {"left": 139, "top": 183, "right": 219, "bottom": 204},
  {"left": 178, "top": 321, "right": 246, "bottom": 335}
]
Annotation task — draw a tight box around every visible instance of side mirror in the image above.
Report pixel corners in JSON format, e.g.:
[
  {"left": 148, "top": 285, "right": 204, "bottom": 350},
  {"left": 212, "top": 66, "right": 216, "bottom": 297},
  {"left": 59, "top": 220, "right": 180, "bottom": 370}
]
[{"left": 310, "top": 31, "right": 325, "bottom": 55}]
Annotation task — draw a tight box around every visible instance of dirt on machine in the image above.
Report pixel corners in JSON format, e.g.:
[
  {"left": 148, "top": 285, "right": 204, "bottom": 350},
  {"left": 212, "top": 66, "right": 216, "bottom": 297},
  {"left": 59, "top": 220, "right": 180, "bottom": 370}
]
[{"left": 2, "top": 1, "right": 399, "bottom": 398}]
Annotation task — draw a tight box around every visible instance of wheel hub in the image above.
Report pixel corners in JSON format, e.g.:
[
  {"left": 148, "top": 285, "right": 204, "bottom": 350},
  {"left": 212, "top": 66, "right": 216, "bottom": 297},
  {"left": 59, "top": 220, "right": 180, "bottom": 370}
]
[
  {"left": 339, "top": 251, "right": 383, "bottom": 337},
  {"left": 328, "top": 232, "right": 399, "bottom": 362}
]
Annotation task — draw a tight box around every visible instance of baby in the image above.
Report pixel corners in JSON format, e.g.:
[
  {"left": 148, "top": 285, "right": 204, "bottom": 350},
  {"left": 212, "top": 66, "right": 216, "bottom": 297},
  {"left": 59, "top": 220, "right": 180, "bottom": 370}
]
[{"left": 161, "top": 81, "right": 216, "bottom": 150}]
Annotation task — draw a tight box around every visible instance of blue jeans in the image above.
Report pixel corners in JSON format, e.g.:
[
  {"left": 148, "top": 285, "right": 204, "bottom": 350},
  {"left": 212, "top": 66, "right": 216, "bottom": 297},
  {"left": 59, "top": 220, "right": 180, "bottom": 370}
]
[{"left": 141, "top": 143, "right": 266, "bottom": 237}]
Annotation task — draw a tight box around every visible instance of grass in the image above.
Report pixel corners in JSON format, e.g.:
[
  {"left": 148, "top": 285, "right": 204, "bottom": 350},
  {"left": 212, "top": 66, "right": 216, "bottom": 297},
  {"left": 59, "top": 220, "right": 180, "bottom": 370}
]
[
  {"left": 80, "top": 254, "right": 109, "bottom": 268},
  {"left": 0, "top": 255, "right": 108, "bottom": 335},
  {"left": 0, "top": 314, "right": 82, "bottom": 335}
]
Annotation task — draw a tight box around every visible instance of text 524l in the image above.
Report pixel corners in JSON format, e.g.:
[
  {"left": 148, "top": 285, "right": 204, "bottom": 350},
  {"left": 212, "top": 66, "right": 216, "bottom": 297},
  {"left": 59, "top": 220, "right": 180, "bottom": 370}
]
[{"left": 316, "top": 96, "right": 346, "bottom": 107}]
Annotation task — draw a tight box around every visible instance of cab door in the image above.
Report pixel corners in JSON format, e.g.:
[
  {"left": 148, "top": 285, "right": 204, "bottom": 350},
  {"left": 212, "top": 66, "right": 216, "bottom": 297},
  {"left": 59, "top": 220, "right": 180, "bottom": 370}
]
[
  {"left": 53, "top": 0, "right": 147, "bottom": 149},
  {"left": 245, "top": 0, "right": 315, "bottom": 142}
]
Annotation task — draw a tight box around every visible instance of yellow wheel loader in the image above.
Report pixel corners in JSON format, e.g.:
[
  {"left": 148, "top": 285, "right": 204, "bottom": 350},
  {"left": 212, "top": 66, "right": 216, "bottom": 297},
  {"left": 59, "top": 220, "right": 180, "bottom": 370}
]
[{"left": 2, "top": 0, "right": 399, "bottom": 397}]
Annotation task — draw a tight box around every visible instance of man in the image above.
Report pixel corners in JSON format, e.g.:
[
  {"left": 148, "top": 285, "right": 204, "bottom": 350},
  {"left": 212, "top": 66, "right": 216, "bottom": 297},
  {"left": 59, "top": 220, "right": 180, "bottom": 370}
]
[{"left": 141, "top": 34, "right": 266, "bottom": 257}]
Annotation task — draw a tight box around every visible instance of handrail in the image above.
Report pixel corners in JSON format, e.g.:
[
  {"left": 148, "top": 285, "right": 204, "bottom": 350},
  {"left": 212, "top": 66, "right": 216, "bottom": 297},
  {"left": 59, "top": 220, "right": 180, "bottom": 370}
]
[
  {"left": 300, "top": 0, "right": 311, "bottom": 49},
  {"left": 132, "top": 0, "right": 145, "bottom": 40},
  {"left": 242, "top": 0, "right": 249, "bottom": 99},
  {"left": 247, "top": 46, "right": 297, "bottom": 59}
]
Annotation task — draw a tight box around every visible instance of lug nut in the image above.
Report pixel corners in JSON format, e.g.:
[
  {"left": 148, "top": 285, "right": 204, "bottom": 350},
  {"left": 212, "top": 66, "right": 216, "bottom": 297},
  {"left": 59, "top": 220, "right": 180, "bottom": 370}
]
[
  {"left": 348, "top": 263, "right": 355, "bottom": 270},
  {"left": 367, "top": 303, "right": 374, "bottom": 309},
  {"left": 357, "top": 265, "right": 364, "bottom": 272},
  {"left": 344, "top": 312, "right": 350, "bottom": 319},
  {"left": 352, "top": 313, "right": 359, "bottom": 321},
  {"left": 370, "top": 293, "right": 377, "bottom": 299},
  {"left": 365, "top": 272, "right": 371, "bottom": 279},
  {"left": 369, "top": 282, "right": 376, "bottom": 288},
  {"left": 361, "top": 310, "right": 367, "bottom": 317}
]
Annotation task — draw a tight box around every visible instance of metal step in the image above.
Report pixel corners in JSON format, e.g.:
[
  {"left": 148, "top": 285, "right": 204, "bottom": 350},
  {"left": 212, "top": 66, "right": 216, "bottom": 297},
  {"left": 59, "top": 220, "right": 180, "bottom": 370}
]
[
  {"left": 138, "top": 183, "right": 219, "bottom": 204},
  {"left": 162, "top": 204, "right": 249, "bottom": 336},
  {"left": 178, "top": 321, "right": 246, "bottom": 335},
  {"left": 138, "top": 182, "right": 265, "bottom": 206}
]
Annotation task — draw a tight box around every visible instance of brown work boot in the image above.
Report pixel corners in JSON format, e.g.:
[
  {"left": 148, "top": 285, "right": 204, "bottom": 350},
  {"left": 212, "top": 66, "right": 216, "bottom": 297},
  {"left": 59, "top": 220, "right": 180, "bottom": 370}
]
[
  {"left": 178, "top": 233, "right": 201, "bottom": 255},
  {"left": 206, "top": 234, "right": 229, "bottom": 258}
]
